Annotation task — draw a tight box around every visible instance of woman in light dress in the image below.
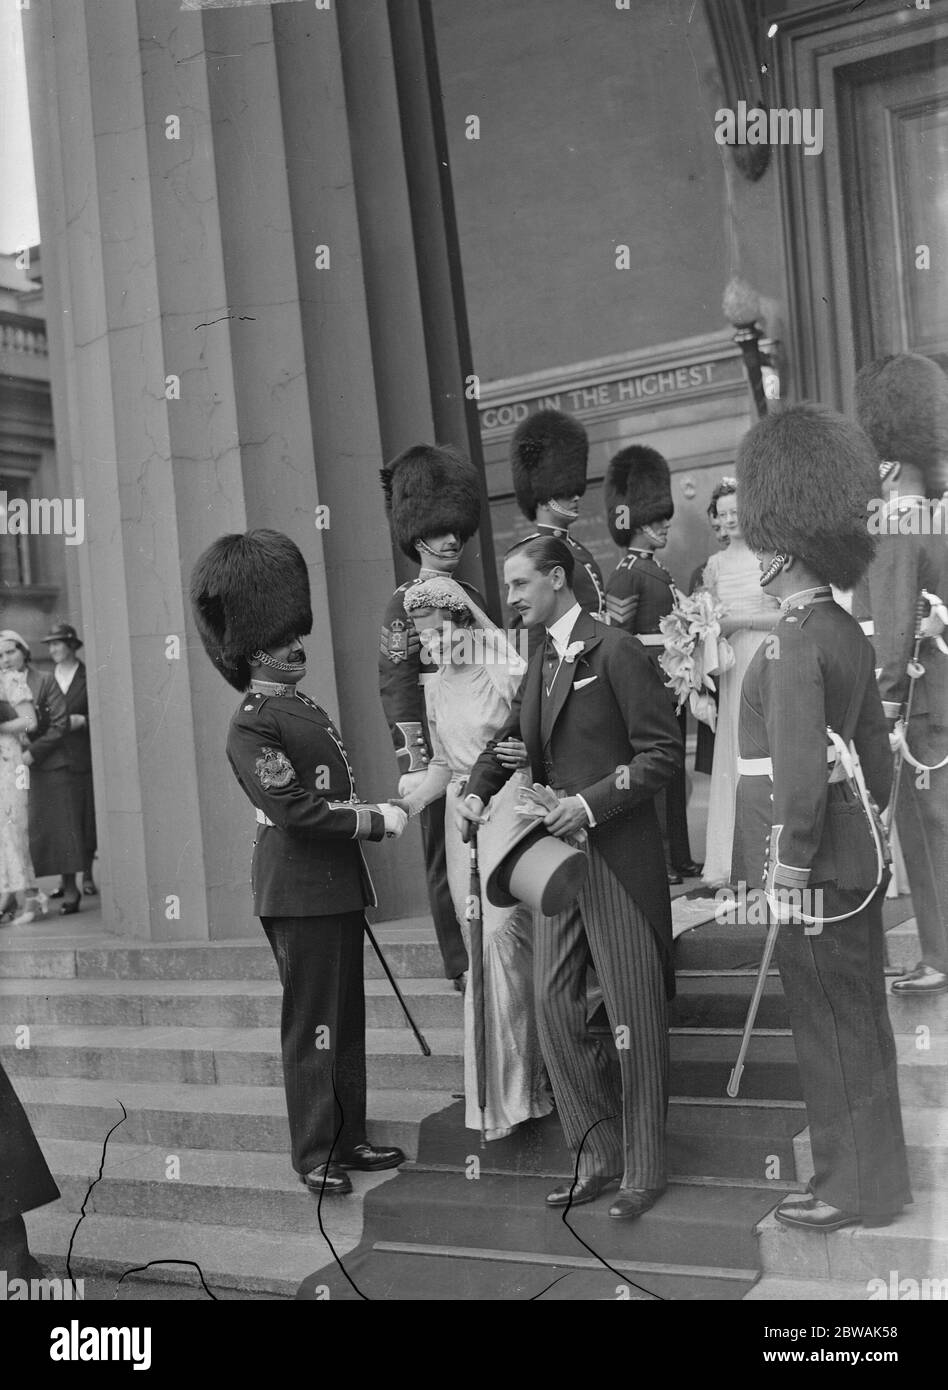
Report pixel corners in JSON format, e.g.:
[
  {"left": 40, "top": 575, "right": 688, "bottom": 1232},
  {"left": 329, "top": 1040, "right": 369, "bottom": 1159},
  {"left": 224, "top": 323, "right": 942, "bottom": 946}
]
[
  {"left": 0, "top": 634, "right": 40, "bottom": 925},
  {"left": 397, "top": 576, "right": 552, "bottom": 1141},
  {"left": 699, "top": 481, "right": 780, "bottom": 888}
]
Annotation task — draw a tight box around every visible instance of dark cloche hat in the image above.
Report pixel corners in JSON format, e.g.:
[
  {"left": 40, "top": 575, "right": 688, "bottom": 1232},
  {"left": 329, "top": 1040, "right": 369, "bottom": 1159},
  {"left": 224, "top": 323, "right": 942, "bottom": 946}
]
[
  {"left": 854, "top": 352, "right": 948, "bottom": 499},
  {"left": 43, "top": 622, "right": 83, "bottom": 649},
  {"left": 381, "top": 443, "right": 481, "bottom": 562},
  {"left": 190, "top": 529, "right": 313, "bottom": 691},
  {"left": 604, "top": 445, "right": 674, "bottom": 547},
  {"left": 737, "top": 403, "right": 878, "bottom": 590},
  {"left": 510, "top": 410, "right": 589, "bottom": 521}
]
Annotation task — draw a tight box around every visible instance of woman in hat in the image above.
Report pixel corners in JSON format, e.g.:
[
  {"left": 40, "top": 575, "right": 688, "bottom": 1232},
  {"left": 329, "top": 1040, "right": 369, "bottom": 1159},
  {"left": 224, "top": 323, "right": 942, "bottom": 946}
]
[
  {"left": 396, "top": 575, "right": 553, "bottom": 1140},
  {"left": 0, "top": 632, "right": 40, "bottom": 925},
  {"left": 700, "top": 480, "right": 780, "bottom": 888},
  {"left": 30, "top": 623, "right": 97, "bottom": 913}
]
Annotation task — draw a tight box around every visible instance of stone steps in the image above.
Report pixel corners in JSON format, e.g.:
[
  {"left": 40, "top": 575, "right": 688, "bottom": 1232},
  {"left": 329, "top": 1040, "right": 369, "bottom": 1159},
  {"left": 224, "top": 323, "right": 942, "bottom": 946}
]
[
  {"left": 35, "top": 1138, "right": 405, "bottom": 1235},
  {"left": 24, "top": 1202, "right": 355, "bottom": 1298},
  {"left": 756, "top": 1195, "right": 948, "bottom": 1286},
  {"left": 0, "top": 975, "right": 461, "bottom": 1031},
  {"left": 18, "top": 1077, "right": 447, "bottom": 1160}
]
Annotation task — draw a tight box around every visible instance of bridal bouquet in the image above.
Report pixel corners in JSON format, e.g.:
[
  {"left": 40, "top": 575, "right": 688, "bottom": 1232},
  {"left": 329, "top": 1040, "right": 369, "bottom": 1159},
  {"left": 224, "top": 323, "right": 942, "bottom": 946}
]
[{"left": 659, "top": 589, "right": 734, "bottom": 730}]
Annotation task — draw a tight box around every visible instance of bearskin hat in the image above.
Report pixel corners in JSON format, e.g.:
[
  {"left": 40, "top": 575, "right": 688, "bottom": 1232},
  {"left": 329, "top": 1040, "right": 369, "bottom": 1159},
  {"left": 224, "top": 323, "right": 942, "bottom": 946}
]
[
  {"left": 854, "top": 353, "right": 948, "bottom": 498},
  {"left": 381, "top": 443, "right": 481, "bottom": 562},
  {"left": 510, "top": 410, "right": 588, "bottom": 521},
  {"left": 604, "top": 445, "right": 674, "bottom": 547},
  {"left": 190, "top": 529, "right": 313, "bottom": 690},
  {"left": 737, "top": 404, "right": 878, "bottom": 590}
]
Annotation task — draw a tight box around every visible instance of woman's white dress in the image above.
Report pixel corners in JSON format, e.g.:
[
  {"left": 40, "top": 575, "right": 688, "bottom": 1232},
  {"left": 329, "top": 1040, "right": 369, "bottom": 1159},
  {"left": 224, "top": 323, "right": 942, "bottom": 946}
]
[
  {"left": 0, "top": 670, "right": 35, "bottom": 893},
  {"left": 701, "top": 547, "right": 780, "bottom": 887},
  {"left": 422, "top": 661, "right": 553, "bottom": 1139}
]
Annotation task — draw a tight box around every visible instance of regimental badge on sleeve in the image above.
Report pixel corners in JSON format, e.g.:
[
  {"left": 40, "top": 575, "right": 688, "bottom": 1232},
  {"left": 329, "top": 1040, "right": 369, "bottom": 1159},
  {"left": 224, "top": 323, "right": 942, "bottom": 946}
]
[
  {"left": 254, "top": 747, "right": 295, "bottom": 790},
  {"left": 381, "top": 617, "right": 410, "bottom": 663}
]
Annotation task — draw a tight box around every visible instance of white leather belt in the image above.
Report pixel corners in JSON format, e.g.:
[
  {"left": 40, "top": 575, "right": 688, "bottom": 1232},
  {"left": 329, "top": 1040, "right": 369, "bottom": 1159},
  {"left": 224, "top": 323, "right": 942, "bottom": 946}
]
[
  {"left": 637, "top": 633, "right": 665, "bottom": 646},
  {"left": 255, "top": 808, "right": 275, "bottom": 827},
  {"left": 738, "top": 747, "right": 837, "bottom": 777}
]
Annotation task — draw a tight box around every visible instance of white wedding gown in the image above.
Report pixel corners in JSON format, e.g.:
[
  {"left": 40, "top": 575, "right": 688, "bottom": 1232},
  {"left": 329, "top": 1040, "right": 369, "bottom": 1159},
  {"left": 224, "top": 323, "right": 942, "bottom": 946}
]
[{"left": 412, "top": 660, "right": 553, "bottom": 1139}]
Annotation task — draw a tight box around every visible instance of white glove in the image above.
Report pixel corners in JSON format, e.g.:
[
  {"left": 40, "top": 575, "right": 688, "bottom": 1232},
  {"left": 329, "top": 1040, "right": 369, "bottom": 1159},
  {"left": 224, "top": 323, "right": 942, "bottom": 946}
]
[
  {"left": 380, "top": 803, "right": 408, "bottom": 839},
  {"left": 397, "top": 772, "right": 427, "bottom": 798}
]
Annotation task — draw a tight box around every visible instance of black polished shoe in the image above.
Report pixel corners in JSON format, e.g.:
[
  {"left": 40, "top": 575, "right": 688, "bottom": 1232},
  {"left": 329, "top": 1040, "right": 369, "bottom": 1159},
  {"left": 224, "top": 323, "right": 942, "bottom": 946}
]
[
  {"left": 545, "top": 1174, "right": 621, "bottom": 1208},
  {"left": 608, "top": 1183, "right": 667, "bottom": 1220},
  {"left": 337, "top": 1143, "right": 406, "bottom": 1172},
  {"left": 891, "top": 965, "right": 948, "bottom": 996},
  {"left": 48, "top": 888, "right": 64, "bottom": 900},
  {"left": 673, "top": 861, "right": 704, "bottom": 879},
  {"left": 774, "top": 1195, "right": 863, "bottom": 1232},
  {"left": 301, "top": 1163, "right": 353, "bottom": 1197},
  {"left": 82, "top": 880, "right": 98, "bottom": 897},
  {"left": 59, "top": 898, "right": 81, "bottom": 916},
  {"left": 666, "top": 868, "right": 683, "bottom": 886}
]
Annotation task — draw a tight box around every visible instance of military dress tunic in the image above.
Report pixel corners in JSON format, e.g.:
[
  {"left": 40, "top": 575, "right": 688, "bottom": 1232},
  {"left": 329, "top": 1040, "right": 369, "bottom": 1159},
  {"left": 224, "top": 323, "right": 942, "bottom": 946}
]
[
  {"left": 732, "top": 593, "right": 911, "bottom": 1217},
  {"left": 606, "top": 548, "right": 695, "bottom": 868},
  {"left": 867, "top": 495, "right": 948, "bottom": 973},
  {"left": 226, "top": 687, "right": 385, "bottom": 918}
]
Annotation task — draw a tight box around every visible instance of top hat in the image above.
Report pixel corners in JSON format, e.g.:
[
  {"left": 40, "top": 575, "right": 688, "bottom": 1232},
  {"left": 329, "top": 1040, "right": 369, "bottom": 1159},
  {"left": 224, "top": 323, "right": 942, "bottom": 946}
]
[
  {"left": 381, "top": 444, "right": 482, "bottom": 562},
  {"left": 190, "top": 529, "right": 313, "bottom": 690},
  {"left": 476, "top": 775, "right": 588, "bottom": 915},
  {"left": 737, "top": 404, "right": 878, "bottom": 589},
  {"left": 510, "top": 410, "right": 589, "bottom": 521},
  {"left": 604, "top": 445, "right": 674, "bottom": 546},
  {"left": 43, "top": 622, "right": 83, "bottom": 649},
  {"left": 854, "top": 352, "right": 948, "bottom": 499}
]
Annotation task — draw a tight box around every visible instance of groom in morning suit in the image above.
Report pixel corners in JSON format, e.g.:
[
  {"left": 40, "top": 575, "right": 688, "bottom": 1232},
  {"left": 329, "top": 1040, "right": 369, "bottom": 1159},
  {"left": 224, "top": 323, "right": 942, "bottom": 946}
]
[{"left": 459, "top": 536, "right": 682, "bottom": 1218}]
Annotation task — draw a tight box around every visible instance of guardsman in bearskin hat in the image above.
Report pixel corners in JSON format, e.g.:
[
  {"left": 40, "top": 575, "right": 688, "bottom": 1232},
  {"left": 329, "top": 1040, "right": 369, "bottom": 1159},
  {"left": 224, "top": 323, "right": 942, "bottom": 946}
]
[
  {"left": 378, "top": 444, "right": 491, "bottom": 990},
  {"left": 510, "top": 409, "right": 607, "bottom": 643},
  {"left": 734, "top": 404, "right": 911, "bottom": 1232},
  {"left": 191, "top": 529, "right": 408, "bottom": 1198},
  {"left": 856, "top": 353, "right": 948, "bottom": 996},
  {"left": 604, "top": 445, "right": 701, "bottom": 883}
]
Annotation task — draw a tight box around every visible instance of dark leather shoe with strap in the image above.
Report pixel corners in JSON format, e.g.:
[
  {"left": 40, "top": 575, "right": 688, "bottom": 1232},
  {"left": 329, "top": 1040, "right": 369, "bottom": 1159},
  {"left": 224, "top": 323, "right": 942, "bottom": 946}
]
[
  {"left": 336, "top": 1143, "right": 406, "bottom": 1172},
  {"left": 545, "top": 1174, "right": 621, "bottom": 1208},
  {"left": 891, "top": 965, "right": 948, "bottom": 995},
  {"left": 608, "top": 1184, "right": 667, "bottom": 1220},
  {"left": 301, "top": 1163, "right": 353, "bottom": 1197}
]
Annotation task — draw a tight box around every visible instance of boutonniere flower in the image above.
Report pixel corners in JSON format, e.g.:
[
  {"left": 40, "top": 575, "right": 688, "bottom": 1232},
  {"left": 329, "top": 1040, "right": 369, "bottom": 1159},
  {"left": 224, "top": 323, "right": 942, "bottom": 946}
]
[{"left": 563, "top": 641, "right": 585, "bottom": 664}]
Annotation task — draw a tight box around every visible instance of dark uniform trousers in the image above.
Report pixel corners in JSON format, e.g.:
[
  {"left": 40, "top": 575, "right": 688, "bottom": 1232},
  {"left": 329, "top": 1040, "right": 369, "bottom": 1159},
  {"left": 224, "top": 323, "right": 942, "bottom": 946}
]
[
  {"left": 775, "top": 896, "right": 911, "bottom": 1217},
  {"left": 537, "top": 847, "right": 668, "bottom": 1187},
  {"left": 262, "top": 914, "right": 368, "bottom": 1174},
  {"left": 893, "top": 717, "right": 948, "bottom": 974}
]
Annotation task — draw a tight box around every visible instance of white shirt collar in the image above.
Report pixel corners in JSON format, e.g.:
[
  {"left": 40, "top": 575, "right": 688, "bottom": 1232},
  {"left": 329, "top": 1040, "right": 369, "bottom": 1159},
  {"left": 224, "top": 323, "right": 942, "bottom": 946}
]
[{"left": 547, "top": 603, "right": 583, "bottom": 656}]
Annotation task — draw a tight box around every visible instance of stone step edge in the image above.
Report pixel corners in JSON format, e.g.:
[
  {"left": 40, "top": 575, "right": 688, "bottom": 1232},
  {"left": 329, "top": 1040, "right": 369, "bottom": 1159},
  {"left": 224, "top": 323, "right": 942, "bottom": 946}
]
[
  {"left": 23, "top": 1207, "right": 349, "bottom": 1298},
  {"left": 368, "top": 1239, "right": 758, "bottom": 1283},
  {"left": 15, "top": 1076, "right": 807, "bottom": 1114},
  {"left": 743, "top": 1276, "right": 882, "bottom": 1301}
]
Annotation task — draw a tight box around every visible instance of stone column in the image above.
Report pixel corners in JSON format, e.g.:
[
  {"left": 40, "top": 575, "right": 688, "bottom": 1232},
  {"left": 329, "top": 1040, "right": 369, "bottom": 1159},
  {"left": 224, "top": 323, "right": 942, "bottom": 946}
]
[{"left": 23, "top": 0, "right": 492, "bottom": 935}]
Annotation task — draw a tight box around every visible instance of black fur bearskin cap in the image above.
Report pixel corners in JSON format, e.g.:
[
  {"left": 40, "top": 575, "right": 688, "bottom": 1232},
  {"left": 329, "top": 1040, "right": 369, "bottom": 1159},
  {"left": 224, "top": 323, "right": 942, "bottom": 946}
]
[
  {"left": 854, "top": 353, "right": 948, "bottom": 498},
  {"left": 604, "top": 445, "right": 674, "bottom": 546},
  {"left": 737, "top": 404, "right": 878, "bottom": 590},
  {"left": 190, "top": 529, "right": 313, "bottom": 691},
  {"left": 380, "top": 443, "right": 481, "bottom": 562},
  {"left": 510, "top": 410, "right": 589, "bottom": 520}
]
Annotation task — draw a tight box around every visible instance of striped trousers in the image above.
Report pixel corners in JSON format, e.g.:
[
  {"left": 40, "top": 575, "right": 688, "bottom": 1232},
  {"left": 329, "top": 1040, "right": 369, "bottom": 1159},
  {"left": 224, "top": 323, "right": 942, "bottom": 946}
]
[{"left": 535, "top": 845, "right": 669, "bottom": 1187}]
